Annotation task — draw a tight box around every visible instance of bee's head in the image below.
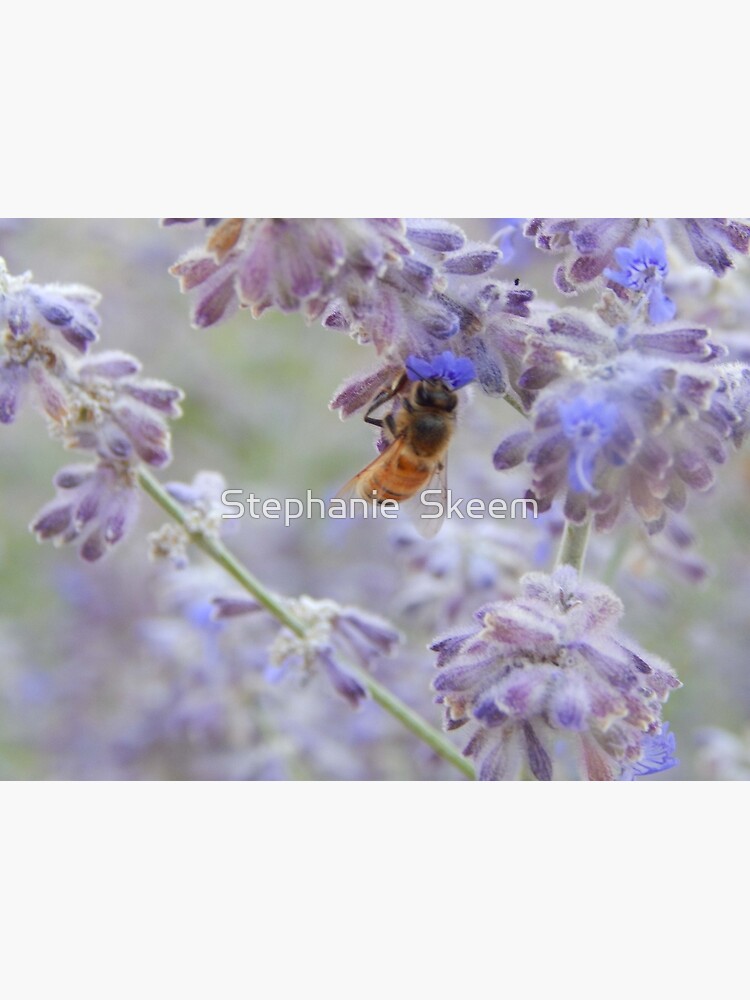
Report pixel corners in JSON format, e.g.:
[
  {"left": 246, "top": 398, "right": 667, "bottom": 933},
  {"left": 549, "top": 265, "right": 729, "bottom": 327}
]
[{"left": 412, "top": 377, "right": 457, "bottom": 412}]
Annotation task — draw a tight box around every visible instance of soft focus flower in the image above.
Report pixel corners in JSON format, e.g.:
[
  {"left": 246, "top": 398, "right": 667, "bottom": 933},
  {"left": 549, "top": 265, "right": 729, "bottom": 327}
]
[
  {"left": 494, "top": 301, "right": 748, "bottom": 531},
  {"left": 489, "top": 219, "right": 525, "bottom": 264},
  {"left": 1, "top": 259, "right": 184, "bottom": 560},
  {"left": 0, "top": 257, "right": 101, "bottom": 424},
  {"left": 69, "top": 350, "right": 183, "bottom": 467},
  {"left": 213, "top": 593, "right": 401, "bottom": 708},
  {"left": 677, "top": 219, "right": 750, "bottom": 276},
  {"left": 558, "top": 397, "right": 620, "bottom": 494},
  {"left": 604, "top": 237, "right": 676, "bottom": 323},
  {"left": 169, "top": 218, "right": 415, "bottom": 327},
  {"left": 431, "top": 566, "right": 681, "bottom": 780},
  {"left": 30, "top": 462, "right": 141, "bottom": 562},
  {"left": 388, "top": 518, "right": 530, "bottom": 627},
  {"left": 694, "top": 726, "right": 750, "bottom": 780},
  {"left": 0, "top": 258, "right": 100, "bottom": 354},
  {"left": 148, "top": 471, "right": 230, "bottom": 567}
]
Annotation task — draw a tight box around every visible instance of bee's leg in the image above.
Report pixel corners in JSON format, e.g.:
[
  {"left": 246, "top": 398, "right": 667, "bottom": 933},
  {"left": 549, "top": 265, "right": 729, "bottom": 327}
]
[
  {"left": 364, "top": 390, "right": 392, "bottom": 425},
  {"left": 363, "top": 372, "right": 408, "bottom": 425}
]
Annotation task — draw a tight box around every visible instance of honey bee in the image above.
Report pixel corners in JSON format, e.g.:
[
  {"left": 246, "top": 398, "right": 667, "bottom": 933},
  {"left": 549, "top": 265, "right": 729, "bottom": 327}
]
[{"left": 337, "top": 368, "right": 460, "bottom": 536}]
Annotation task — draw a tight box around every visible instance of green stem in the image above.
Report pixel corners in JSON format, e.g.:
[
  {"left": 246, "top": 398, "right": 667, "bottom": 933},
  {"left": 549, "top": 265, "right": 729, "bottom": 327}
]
[
  {"left": 137, "top": 466, "right": 474, "bottom": 779},
  {"left": 138, "top": 467, "right": 303, "bottom": 632},
  {"left": 346, "top": 662, "right": 475, "bottom": 779},
  {"left": 555, "top": 518, "right": 591, "bottom": 573}
]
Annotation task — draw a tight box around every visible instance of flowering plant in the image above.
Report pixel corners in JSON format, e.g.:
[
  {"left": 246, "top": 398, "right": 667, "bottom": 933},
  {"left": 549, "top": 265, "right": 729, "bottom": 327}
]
[{"left": 2, "top": 218, "right": 750, "bottom": 780}]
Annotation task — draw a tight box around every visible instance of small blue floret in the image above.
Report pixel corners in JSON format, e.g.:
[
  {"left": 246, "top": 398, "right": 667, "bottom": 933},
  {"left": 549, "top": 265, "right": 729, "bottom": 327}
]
[
  {"left": 405, "top": 351, "right": 476, "bottom": 389},
  {"left": 604, "top": 237, "right": 677, "bottom": 324},
  {"left": 621, "top": 723, "right": 679, "bottom": 780}
]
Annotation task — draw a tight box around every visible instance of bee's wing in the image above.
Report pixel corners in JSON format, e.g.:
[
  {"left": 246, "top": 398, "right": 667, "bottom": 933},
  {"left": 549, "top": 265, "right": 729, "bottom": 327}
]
[
  {"left": 334, "top": 436, "right": 407, "bottom": 507},
  {"left": 413, "top": 454, "right": 449, "bottom": 538}
]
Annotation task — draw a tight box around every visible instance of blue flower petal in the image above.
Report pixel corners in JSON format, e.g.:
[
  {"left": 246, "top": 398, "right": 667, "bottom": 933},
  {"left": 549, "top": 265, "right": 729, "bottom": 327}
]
[
  {"left": 404, "top": 351, "right": 476, "bottom": 389},
  {"left": 621, "top": 723, "right": 679, "bottom": 780},
  {"left": 647, "top": 287, "right": 677, "bottom": 323}
]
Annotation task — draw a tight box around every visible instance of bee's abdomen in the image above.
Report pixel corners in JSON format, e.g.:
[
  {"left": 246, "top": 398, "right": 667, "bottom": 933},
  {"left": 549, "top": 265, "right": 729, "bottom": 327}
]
[{"left": 362, "top": 452, "right": 432, "bottom": 503}]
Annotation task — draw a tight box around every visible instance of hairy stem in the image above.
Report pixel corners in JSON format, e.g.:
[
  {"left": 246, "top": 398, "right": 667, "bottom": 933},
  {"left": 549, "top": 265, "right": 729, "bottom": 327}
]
[
  {"left": 556, "top": 518, "right": 591, "bottom": 573},
  {"left": 137, "top": 466, "right": 474, "bottom": 779}
]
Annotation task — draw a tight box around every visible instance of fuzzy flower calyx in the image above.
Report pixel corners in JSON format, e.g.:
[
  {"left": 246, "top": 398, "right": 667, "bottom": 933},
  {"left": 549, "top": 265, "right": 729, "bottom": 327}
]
[
  {"left": 494, "top": 301, "right": 748, "bottom": 532},
  {"left": 1, "top": 261, "right": 184, "bottom": 561},
  {"left": 431, "top": 566, "right": 681, "bottom": 780},
  {"left": 524, "top": 219, "right": 750, "bottom": 294}
]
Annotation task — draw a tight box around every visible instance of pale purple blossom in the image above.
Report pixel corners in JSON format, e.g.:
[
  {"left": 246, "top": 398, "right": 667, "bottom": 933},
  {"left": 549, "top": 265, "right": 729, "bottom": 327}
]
[
  {"left": 30, "top": 462, "right": 142, "bottom": 562},
  {"left": 525, "top": 219, "right": 750, "bottom": 293},
  {"left": 213, "top": 594, "right": 401, "bottom": 708},
  {"left": 431, "top": 566, "right": 681, "bottom": 780}
]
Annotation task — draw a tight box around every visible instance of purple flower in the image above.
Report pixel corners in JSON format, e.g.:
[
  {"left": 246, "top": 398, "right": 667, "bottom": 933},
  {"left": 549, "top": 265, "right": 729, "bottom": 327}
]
[
  {"left": 677, "top": 218, "right": 750, "bottom": 277},
  {"left": 489, "top": 219, "right": 525, "bottom": 264},
  {"left": 30, "top": 461, "right": 141, "bottom": 562},
  {"left": 70, "top": 351, "right": 183, "bottom": 468},
  {"left": 620, "top": 722, "right": 678, "bottom": 779},
  {"left": 524, "top": 219, "right": 643, "bottom": 293},
  {"left": 495, "top": 353, "right": 745, "bottom": 532},
  {"left": 524, "top": 219, "right": 750, "bottom": 293},
  {"left": 0, "top": 262, "right": 101, "bottom": 354},
  {"left": 169, "top": 219, "right": 515, "bottom": 395},
  {"left": 431, "top": 566, "right": 681, "bottom": 780},
  {"left": 213, "top": 594, "right": 401, "bottom": 708},
  {"left": 1, "top": 260, "right": 104, "bottom": 426},
  {"left": 169, "top": 218, "right": 414, "bottom": 328},
  {"left": 558, "top": 397, "right": 620, "bottom": 493},
  {"left": 405, "top": 351, "right": 476, "bottom": 389},
  {"left": 493, "top": 297, "right": 746, "bottom": 532},
  {"left": 387, "top": 518, "right": 529, "bottom": 627},
  {"left": 604, "top": 238, "right": 676, "bottom": 323}
]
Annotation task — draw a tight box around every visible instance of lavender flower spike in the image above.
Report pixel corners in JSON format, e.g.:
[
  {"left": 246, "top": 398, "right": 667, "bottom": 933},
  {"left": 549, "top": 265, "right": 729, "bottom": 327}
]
[{"left": 431, "top": 566, "right": 681, "bottom": 780}]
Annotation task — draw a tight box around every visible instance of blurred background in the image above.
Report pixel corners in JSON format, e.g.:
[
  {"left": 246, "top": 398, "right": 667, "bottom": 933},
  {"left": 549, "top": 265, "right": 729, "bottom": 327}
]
[{"left": 0, "top": 219, "right": 748, "bottom": 779}]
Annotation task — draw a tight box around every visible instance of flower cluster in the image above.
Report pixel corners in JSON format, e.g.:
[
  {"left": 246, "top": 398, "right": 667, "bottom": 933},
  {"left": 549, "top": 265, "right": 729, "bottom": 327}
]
[
  {"left": 387, "top": 519, "right": 530, "bottom": 627},
  {"left": 431, "top": 566, "right": 680, "bottom": 780},
  {"left": 6, "top": 218, "right": 750, "bottom": 782},
  {"left": 167, "top": 218, "right": 544, "bottom": 398},
  {"left": 0, "top": 259, "right": 101, "bottom": 423},
  {"left": 0, "top": 258, "right": 183, "bottom": 561},
  {"left": 212, "top": 593, "right": 401, "bottom": 707},
  {"left": 493, "top": 299, "right": 750, "bottom": 531},
  {"left": 148, "top": 471, "right": 231, "bottom": 568},
  {"left": 525, "top": 218, "right": 750, "bottom": 293}
]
